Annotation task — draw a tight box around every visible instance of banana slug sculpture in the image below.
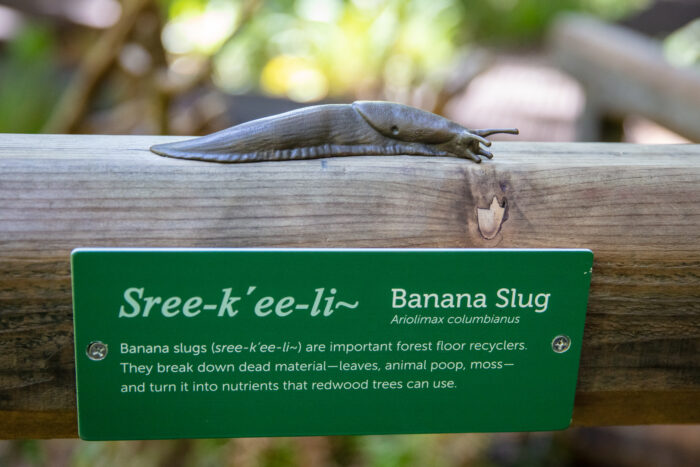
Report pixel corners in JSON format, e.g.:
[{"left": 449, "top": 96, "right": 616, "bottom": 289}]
[{"left": 150, "top": 101, "right": 518, "bottom": 163}]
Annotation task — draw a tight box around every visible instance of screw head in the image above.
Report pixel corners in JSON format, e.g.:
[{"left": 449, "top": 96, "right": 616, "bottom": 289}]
[
  {"left": 552, "top": 335, "right": 571, "bottom": 353},
  {"left": 86, "top": 341, "right": 108, "bottom": 361}
]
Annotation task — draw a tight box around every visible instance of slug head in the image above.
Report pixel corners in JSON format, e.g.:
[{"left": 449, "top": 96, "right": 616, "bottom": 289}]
[{"left": 352, "top": 101, "right": 459, "bottom": 144}]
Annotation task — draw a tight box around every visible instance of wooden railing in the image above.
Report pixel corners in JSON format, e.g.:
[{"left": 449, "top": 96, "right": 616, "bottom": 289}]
[{"left": 1, "top": 134, "right": 698, "bottom": 438}]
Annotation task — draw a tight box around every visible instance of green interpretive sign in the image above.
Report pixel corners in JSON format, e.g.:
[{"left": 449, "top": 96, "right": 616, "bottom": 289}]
[{"left": 71, "top": 248, "right": 593, "bottom": 440}]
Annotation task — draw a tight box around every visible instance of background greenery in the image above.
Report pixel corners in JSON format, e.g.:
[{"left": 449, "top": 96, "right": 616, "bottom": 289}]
[{"left": 0, "top": 0, "right": 653, "bottom": 134}]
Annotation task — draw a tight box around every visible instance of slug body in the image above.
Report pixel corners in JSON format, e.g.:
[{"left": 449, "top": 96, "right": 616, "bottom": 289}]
[{"left": 150, "top": 101, "right": 518, "bottom": 163}]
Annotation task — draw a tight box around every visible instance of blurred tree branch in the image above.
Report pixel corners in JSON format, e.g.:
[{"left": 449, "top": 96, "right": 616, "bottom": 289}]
[
  {"left": 155, "top": 0, "right": 262, "bottom": 134},
  {"left": 42, "top": 0, "right": 261, "bottom": 135},
  {"left": 42, "top": 0, "right": 151, "bottom": 133}
]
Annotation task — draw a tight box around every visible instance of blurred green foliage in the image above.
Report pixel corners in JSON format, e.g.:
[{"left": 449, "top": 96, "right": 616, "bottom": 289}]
[
  {"left": 161, "top": 0, "right": 650, "bottom": 102},
  {"left": 0, "top": 24, "right": 61, "bottom": 132},
  {"left": 664, "top": 18, "right": 700, "bottom": 66},
  {"left": 8, "top": 0, "right": 700, "bottom": 133},
  {"left": 0, "top": 0, "right": 653, "bottom": 133},
  {"left": 0, "top": 0, "right": 648, "bottom": 133}
]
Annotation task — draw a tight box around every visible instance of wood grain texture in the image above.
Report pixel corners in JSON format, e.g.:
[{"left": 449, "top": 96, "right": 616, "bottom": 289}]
[
  {"left": 550, "top": 14, "right": 700, "bottom": 142},
  {"left": 1, "top": 134, "right": 698, "bottom": 438}
]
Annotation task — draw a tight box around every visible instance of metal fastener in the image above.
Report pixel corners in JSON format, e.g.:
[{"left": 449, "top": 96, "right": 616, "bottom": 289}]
[
  {"left": 86, "top": 341, "right": 108, "bottom": 361},
  {"left": 552, "top": 335, "right": 571, "bottom": 353}
]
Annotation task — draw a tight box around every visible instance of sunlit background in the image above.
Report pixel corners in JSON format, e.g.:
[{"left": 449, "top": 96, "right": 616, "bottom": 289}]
[
  {"left": 1, "top": 0, "right": 699, "bottom": 465},
  {"left": 0, "top": 0, "right": 697, "bottom": 141}
]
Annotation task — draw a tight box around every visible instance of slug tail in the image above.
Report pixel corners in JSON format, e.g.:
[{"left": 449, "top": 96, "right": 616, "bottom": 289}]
[
  {"left": 150, "top": 133, "right": 257, "bottom": 163},
  {"left": 150, "top": 140, "right": 195, "bottom": 160},
  {"left": 151, "top": 141, "right": 214, "bottom": 162}
]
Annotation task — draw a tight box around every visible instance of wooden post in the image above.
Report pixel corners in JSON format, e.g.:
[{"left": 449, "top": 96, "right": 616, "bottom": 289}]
[{"left": 1, "top": 134, "right": 698, "bottom": 438}]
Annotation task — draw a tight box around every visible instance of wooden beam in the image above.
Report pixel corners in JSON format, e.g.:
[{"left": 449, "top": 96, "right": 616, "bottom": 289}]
[
  {"left": 1, "top": 134, "right": 698, "bottom": 438},
  {"left": 550, "top": 14, "right": 700, "bottom": 142}
]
